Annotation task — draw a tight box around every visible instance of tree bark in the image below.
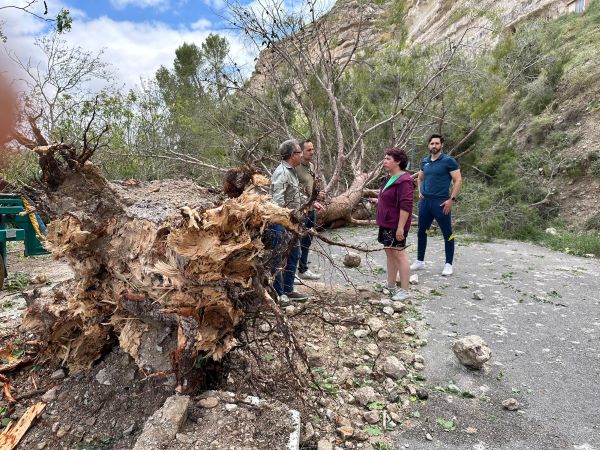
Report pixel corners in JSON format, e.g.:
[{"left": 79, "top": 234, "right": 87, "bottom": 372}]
[{"left": 319, "top": 172, "right": 371, "bottom": 226}]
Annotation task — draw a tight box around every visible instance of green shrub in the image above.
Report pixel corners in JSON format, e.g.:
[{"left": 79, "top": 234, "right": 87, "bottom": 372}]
[
  {"left": 455, "top": 181, "right": 542, "bottom": 240},
  {"left": 520, "top": 72, "right": 555, "bottom": 115},
  {"left": 538, "top": 230, "right": 600, "bottom": 257},
  {"left": 526, "top": 114, "right": 555, "bottom": 145},
  {"left": 589, "top": 159, "right": 600, "bottom": 178},
  {"left": 585, "top": 214, "right": 600, "bottom": 231},
  {"left": 545, "top": 131, "right": 574, "bottom": 150}
]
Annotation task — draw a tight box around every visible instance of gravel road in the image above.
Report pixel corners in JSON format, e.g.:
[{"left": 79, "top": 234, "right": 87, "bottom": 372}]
[{"left": 313, "top": 227, "right": 600, "bottom": 450}]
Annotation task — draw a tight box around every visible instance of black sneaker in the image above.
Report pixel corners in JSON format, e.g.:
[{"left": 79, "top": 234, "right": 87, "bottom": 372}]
[{"left": 285, "top": 291, "right": 308, "bottom": 302}]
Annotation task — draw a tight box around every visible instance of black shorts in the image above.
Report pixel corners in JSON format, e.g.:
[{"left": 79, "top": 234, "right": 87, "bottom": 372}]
[{"left": 378, "top": 227, "right": 407, "bottom": 248}]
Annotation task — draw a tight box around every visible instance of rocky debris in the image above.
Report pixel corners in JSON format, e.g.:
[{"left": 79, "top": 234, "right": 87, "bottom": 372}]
[
  {"left": 123, "top": 423, "right": 135, "bottom": 436},
  {"left": 426, "top": 432, "right": 433, "bottom": 441},
  {"left": 465, "top": 426, "right": 478, "bottom": 434},
  {"left": 383, "top": 306, "right": 395, "bottom": 316},
  {"left": 353, "top": 386, "right": 377, "bottom": 406},
  {"left": 502, "top": 398, "right": 520, "bottom": 411},
  {"left": 409, "top": 274, "right": 419, "bottom": 285},
  {"left": 452, "top": 335, "right": 492, "bottom": 369},
  {"left": 472, "top": 290, "right": 485, "bottom": 301},
  {"left": 353, "top": 329, "right": 369, "bottom": 338},
  {"left": 56, "top": 424, "right": 70, "bottom": 438},
  {"left": 413, "top": 362, "right": 425, "bottom": 371},
  {"left": 383, "top": 356, "right": 407, "bottom": 380},
  {"left": 198, "top": 397, "right": 219, "bottom": 408},
  {"left": 363, "top": 410, "right": 380, "bottom": 424},
  {"left": 545, "top": 227, "right": 558, "bottom": 235},
  {"left": 355, "top": 365, "right": 372, "bottom": 376},
  {"left": 336, "top": 424, "right": 354, "bottom": 439},
  {"left": 303, "top": 422, "right": 315, "bottom": 442},
  {"left": 353, "top": 429, "right": 369, "bottom": 441},
  {"left": 41, "top": 387, "right": 58, "bottom": 403},
  {"left": 175, "top": 432, "right": 195, "bottom": 444},
  {"left": 377, "top": 329, "right": 391, "bottom": 340},
  {"left": 392, "top": 301, "right": 406, "bottom": 312},
  {"left": 343, "top": 252, "right": 361, "bottom": 268},
  {"left": 366, "top": 317, "right": 385, "bottom": 332},
  {"left": 365, "top": 343, "right": 379, "bottom": 357},
  {"left": 398, "top": 350, "right": 415, "bottom": 364},
  {"left": 404, "top": 326, "right": 416, "bottom": 336},
  {"left": 132, "top": 395, "right": 190, "bottom": 450},
  {"left": 95, "top": 368, "right": 112, "bottom": 386},
  {"left": 50, "top": 369, "right": 66, "bottom": 380},
  {"left": 317, "top": 439, "right": 334, "bottom": 450},
  {"left": 416, "top": 388, "right": 429, "bottom": 400}
]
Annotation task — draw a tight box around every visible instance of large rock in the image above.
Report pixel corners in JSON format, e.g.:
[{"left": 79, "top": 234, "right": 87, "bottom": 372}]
[
  {"left": 383, "top": 356, "right": 407, "bottom": 380},
  {"left": 343, "top": 252, "right": 361, "bottom": 268},
  {"left": 133, "top": 395, "right": 190, "bottom": 450},
  {"left": 452, "top": 335, "right": 492, "bottom": 369},
  {"left": 366, "top": 317, "right": 385, "bottom": 333},
  {"left": 353, "top": 386, "right": 377, "bottom": 406}
]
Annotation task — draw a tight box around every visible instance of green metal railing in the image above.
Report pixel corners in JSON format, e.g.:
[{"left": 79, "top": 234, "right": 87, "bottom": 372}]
[{"left": 0, "top": 194, "right": 49, "bottom": 288}]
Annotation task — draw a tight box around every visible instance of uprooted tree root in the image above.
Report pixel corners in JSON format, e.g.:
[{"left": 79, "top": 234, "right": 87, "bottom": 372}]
[{"left": 21, "top": 144, "right": 311, "bottom": 393}]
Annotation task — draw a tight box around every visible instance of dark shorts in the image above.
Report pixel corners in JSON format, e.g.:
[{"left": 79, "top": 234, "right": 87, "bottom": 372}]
[{"left": 378, "top": 227, "right": 407, "bottom": 248}]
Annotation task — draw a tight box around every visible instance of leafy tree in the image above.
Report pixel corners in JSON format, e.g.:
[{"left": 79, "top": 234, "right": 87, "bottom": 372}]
[
  {"left": 201, "top": 34, "right": 230, "bottom": 100},
  {"left": 0, "top": 1, "right": 72, "bottom": 42}
]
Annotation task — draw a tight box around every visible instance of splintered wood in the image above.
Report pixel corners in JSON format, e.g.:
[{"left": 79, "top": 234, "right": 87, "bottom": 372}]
[
  {"left": 23, "top": 164, "right": 298, "bottom": 392},
  {"left": 0, "top": 402, "right": 45, "bottom": 450}
]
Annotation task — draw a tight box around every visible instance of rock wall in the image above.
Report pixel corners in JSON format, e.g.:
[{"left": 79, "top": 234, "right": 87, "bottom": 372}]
[{"left": 250, "top": 0, "right": 573, "bottom": 86}]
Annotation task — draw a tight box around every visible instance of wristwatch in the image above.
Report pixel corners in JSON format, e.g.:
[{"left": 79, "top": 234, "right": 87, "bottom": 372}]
[{"left": 451, "top": 196, "right": 457, "bottom": 201}]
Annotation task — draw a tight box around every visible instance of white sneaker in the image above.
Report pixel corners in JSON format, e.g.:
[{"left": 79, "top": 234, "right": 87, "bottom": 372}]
[
  {"left": 279, "top": 294, "right": 290, "bottom": 303},
  {"left": 410, "top": 260, "right": 425, "bottom": 271},
  {"left": 392, "top": 288, "right": 410, "bottom": 301},
  {"left": 298, "top": 269, "right": 322, "bottom": 280},
  {"left": 441, "top": 263, "right": 453, "bottom": 276}
]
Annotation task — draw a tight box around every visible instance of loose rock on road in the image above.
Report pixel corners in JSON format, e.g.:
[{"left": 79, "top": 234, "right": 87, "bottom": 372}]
[{"left": 315, "top": 228, "right": 600, "bottom": 449}]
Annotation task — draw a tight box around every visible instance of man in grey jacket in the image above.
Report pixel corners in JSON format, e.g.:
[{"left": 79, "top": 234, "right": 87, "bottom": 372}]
[{"left": 267, "top": 139, "right": 308, "bottom": 302}]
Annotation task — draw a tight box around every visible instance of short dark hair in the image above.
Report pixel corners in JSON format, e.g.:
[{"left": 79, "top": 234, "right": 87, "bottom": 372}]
[
  {"left": 299, "top": 139, "right": 312, "bottom": 151},
  {"left": 384, "top": 147, "right": 408, "bottom": 170},
  {"left": 428, "top": 134, "right": 444, "bottom": 144}
]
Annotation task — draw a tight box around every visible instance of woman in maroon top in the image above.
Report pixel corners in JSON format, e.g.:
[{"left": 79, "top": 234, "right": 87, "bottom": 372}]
[{"left": 370, "top": 147, "right": 414, "bottom": 301}]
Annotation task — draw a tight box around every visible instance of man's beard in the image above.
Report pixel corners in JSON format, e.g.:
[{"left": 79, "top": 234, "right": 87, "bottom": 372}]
[{"left": 430, "top": 148, "right": 441, "bottom": 155}]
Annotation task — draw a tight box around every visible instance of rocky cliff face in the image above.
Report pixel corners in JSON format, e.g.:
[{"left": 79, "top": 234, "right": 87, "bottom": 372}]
[{"left": 251, "top": 0, "right": 572, "bottom": 83}]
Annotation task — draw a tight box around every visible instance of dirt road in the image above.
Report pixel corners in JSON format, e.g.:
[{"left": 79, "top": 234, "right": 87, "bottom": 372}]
[{"left": 314, "top": 227, "right": 600, "bottom": 450}]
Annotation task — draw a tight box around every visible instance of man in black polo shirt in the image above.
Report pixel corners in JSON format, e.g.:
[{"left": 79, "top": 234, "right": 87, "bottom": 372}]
[{"left": 410, "top": 134, "right": 462, "bottom": 276}]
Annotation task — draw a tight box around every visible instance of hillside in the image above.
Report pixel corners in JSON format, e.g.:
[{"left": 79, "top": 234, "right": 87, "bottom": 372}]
[{"left": 249, "top": 0, "right": 600, "bottom": 241}]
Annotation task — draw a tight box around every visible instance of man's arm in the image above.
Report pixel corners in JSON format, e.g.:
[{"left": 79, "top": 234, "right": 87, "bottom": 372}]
[
  {"left": 270, "top": 167, "right": 286, "bottom": 207},
  {"left": 417, "top": 170, "right": 424, "bottom": 199},
  {"left": 441, "top": 169, "right": 462, "bottom": 215}
]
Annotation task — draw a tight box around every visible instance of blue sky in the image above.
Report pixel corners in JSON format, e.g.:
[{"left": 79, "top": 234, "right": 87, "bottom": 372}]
[
  {"left": 64, "top": 0, "right": 228, "bottom": 31},
  {"left": 0, "top": 0, "right": 334, "bottom": 88}
]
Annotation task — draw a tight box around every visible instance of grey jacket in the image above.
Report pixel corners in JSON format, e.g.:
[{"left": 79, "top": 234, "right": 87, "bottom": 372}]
[{"left": 271, "top": 161, "right": 301, "bottom": 209}]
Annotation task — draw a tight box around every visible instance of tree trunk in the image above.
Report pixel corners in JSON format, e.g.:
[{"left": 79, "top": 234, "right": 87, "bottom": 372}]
[{"left": 319, "top": 172, "right": 371, "bottom": 227}]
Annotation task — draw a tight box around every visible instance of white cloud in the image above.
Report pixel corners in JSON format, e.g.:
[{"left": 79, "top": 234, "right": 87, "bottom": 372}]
[
  {"left": 110, "top": 0, "right": 170, "bottom": 10},
  {"left": 203, "top": 0, "right": 225, "bottom": 10},
  {"left": 2, "top": 9, "right": 257, "bottom": 90},
  {"left": 191, "top": 18, "right": 211, "bottom": 30}
]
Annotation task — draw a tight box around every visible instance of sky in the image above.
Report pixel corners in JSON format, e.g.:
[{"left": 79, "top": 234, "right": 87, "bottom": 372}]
[{"left": 0, "top": 0, "right": 334, "bottom": 90}]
